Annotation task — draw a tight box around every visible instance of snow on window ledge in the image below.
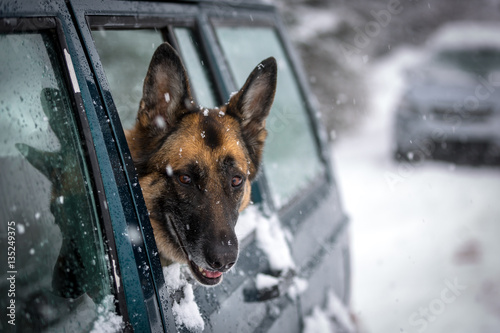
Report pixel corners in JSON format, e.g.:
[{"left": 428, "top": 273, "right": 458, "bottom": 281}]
[
  {"left": 163, "top": 263, "right": 205, "bottom": 332},
  {"left": 235, "top": 204, "right": 261, "bottom": 241},
  {"left": 90, "top": 295, "right": 124, "bottom": 333},
  {"left": 302, "top": 290, "right": 355, "bottom": 333},
  {"left": 255, "top": 212, "right": 295, "bottom": 272}
]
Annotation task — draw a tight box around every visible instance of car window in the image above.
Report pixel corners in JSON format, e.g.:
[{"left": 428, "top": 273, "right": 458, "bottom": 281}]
[
  {"left": 216, "top": 26, "right": 325, "bottom": 208},
  {"left": 434, "top": 49, "right": 500, "bottom": 75},
  {"left": 0, "top": 31, "right": 119, "bottom": 331},
  {"left": 174, "top": 27, "right": 219, "bottom": 108},
  {"left": 92, "top": 29, "right": 164, "bottom": 129},
  {"left": 92, "top": 26, "right": 219, "bottom": 129}
]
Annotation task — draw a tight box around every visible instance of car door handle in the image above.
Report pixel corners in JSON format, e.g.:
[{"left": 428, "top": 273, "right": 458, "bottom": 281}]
[{"left": 243, "top": 269, "right": 296, "bottom": 302}]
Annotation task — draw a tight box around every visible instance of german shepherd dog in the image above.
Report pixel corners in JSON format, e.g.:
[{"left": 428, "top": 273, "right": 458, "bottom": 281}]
[{"left": 126, "top": 43, "right": 277, "bottom": 286}]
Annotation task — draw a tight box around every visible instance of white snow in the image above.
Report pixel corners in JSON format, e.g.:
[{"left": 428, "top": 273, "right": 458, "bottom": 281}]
[
  {"left": 287, "top": 277, "right": 308, "bottom": 300},
  {"left": 228, "top": 91, "right": 238, "bottom": 101},
  {"left": 163, "top": 263, "right": 185, "bottom": 292},
  {"left": 235, "top": 204, "right": 261, "bottom": 240},
  {"left": 301, "top": 290, "right": 354, "bottom": 333},
  {"left": 171, "top": 284, "right": 205, "bottom": 332},
  {"left": 255, "top": 213, "right": 295, "bottom": 272},
  {"left": 255, "top": 273, "right": 280, "bottom": 289},
  {"left": 326, "top": 290, "right": 355, "bottom": 333},
  {"left": 333, "top": 46, "right": 500, "bottom": 333},
  {"left": 154, "top": 115, "right": 166, "bottom": 129},
  {"left": 163, "top": 263, "right": 205, "bottom": 332},
  {"left": 303, "top": 307, "right": 335, "bottom": 333},
  {"left": 17, "top": 223, "right": 25, "bottom": 234},
  {"left": 166, "top": 164, "right": 173, "bottom": 177},
  {"left": 240, "top": 204, "right": 295, "bottom": 272},
  {"left": 291, "top": 8, "right": 342, "bottom": 42},
  {"left": 111, "top": 259, "right": 121, "bottom": 291},
  {"left": 427, "top": 21, "right": 500, "bottom": 52},
  {"left": 89, "top": 295, "right": 124, "bottom": 333},
  {"left": 126, "top": 226, "right": 142, "bottom": 245}
]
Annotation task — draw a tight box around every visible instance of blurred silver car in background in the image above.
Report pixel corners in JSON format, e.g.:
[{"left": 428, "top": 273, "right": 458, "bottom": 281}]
[{"left": 393, "top": 22, "right": 500, "bottom": 164}]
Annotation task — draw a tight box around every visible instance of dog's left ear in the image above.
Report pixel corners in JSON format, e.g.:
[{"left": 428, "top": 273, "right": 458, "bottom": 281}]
[
  {"left": 138, "top": 42, "right": 193, "bottom": 132},
  {"left": 226, "top": 57, "right": 277, "bottom": 179}
]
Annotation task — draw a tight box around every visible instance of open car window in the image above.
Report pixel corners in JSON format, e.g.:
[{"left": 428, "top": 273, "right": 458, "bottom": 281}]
[
  {"left": 92, "top": 25, "right": 219, "bottom": 129},
  {"left": 92, "top": 29, "right": 163, "bottom": 130},
  {"left": 0, "top": 28, "right": 119, "bottom": 331}
]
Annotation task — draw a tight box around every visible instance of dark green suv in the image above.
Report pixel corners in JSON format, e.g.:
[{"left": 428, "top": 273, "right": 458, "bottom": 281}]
[{"left": 0, "top": 0, "right": 351, "bottom": 332}]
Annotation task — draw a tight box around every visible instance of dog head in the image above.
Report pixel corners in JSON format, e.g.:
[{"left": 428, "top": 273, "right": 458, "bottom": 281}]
[{"left": 126, "top": 43, "right": 277, "bottom": 286}]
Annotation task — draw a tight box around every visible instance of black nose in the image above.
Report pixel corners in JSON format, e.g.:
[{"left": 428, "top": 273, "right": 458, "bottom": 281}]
[
  {"left": 205, "top": 238, "right": 238, "bottom": 272},
  {"left": 209, "top": 260, "right": 236, "bottom": 272}
]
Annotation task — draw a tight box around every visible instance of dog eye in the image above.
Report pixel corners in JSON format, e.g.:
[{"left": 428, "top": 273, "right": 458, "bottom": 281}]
[
  {"left": 179, "top": 174, "right": 192, "bottom": 185},
  {"left": 231, "top": 176, "right": 243, "bottom": 187}
]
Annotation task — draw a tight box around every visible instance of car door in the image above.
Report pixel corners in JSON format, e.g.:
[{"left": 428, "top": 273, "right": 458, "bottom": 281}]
[{"left": 68, "top": 0, "right": 350, "bottom": 332}]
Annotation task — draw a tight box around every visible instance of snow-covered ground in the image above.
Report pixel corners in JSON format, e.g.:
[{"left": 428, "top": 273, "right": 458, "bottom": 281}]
[{"left": 333, "top": 47, "right": 500, "bottom": 333}]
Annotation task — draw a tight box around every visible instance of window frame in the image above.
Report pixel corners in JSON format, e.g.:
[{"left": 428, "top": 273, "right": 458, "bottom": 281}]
[{"left": 0, "top": 13, "right": 130, "bottom": 329}]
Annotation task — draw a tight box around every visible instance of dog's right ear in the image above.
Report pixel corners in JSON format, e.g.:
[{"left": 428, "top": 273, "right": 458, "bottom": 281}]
[
  {"left": 138, "top": 42, "right": 193, "bottom": 133},
  {"left": 226, "top": 57, "right": 277, "bottom": 179}
]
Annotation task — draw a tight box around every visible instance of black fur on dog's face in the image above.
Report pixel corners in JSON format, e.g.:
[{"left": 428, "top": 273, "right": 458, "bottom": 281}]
[{"left": 125, "top": 43, "right": 277, "bottom": 286}]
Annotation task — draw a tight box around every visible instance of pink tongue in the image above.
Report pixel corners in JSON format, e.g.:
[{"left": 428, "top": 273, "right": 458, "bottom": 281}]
[{"left": 204, "top": 269, "right": 222, "bottom": 279}]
